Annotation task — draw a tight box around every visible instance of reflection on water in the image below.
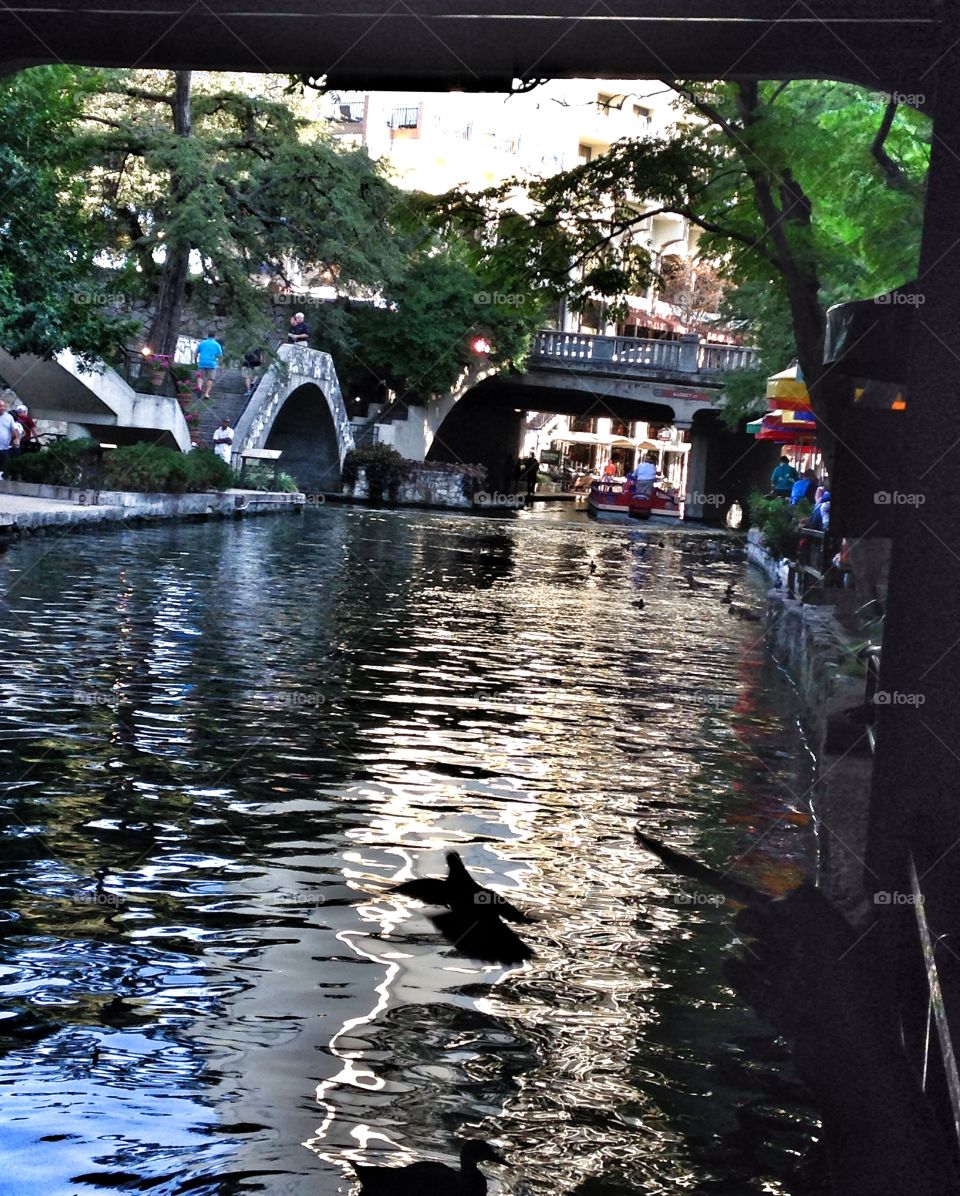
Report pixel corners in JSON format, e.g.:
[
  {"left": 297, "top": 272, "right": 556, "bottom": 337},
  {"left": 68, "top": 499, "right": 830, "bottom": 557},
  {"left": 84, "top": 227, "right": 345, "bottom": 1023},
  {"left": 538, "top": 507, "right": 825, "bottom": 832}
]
[{"left": 0, "top": 507, "right": 818, "bottom": 1194}]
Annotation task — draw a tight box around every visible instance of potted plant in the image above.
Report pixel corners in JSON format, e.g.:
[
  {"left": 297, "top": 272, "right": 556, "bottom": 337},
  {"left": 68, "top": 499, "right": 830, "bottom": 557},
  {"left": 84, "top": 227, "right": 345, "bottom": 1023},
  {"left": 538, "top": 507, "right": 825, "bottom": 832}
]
[{"left": 143, "top": 351, "right": 173, "bottom": 389}]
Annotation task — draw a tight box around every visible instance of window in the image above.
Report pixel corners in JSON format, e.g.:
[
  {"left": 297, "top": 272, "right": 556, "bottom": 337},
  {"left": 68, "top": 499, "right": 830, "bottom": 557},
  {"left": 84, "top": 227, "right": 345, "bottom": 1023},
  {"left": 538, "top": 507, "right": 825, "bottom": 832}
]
[
  {"left": 596, "top": 92, "right": 616, "bottom": 116},
  {"left": 571, "top": 415, "right": 596, "bottom": 434},
  {"left": 632, "top": 104, "right": 652, "bottom": 131},
  {"left": 389, "top": 105, "right": 420, "bottom": 130},
  {"left": 578, "top": 143, "right": 593, "bottom": 164}
]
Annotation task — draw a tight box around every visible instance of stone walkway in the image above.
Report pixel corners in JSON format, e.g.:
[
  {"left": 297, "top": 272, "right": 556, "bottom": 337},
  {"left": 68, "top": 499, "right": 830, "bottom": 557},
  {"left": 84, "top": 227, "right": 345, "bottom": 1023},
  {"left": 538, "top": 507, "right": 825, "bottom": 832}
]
[{"left": 0, "top": 486, "right": 303, "bottom": 532}]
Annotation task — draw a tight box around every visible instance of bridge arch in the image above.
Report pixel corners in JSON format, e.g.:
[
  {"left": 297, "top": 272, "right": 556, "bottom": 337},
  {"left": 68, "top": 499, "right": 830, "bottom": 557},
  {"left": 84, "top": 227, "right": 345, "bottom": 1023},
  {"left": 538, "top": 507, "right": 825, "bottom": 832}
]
[{"left": 232, "top": 344, "right": 354, "bottom": 491}]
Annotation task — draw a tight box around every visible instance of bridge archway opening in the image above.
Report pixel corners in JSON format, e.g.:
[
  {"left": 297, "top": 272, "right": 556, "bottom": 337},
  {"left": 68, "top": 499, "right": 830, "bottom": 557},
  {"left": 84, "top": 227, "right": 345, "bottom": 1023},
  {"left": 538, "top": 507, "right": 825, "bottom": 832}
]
[
  {"left": 427, "top": 376, "right": 680, "bottom": 490},
  {"left": 263, "top": 382, "right": 341, "bottom": 492}
]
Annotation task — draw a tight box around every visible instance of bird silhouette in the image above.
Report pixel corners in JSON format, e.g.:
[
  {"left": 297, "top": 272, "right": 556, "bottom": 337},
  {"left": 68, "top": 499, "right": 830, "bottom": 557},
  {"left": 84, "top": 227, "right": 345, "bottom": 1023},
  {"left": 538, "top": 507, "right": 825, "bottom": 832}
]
[
  {"left": 352, "top": 1139, "right": 505, "bottom": 1196},
  {"left": 634, "top": 597, "right": 645, "bottom": 611},
  {"left": 722, "top": 583, "right": 736, "bottom": 604},
  {"left": 682, "top": 570, "right": 707, "bottom": 590},
  {"left": 589, "top": 560, "right": 598, "bottom": 574},
  {"left": 394, "top": 852, "right": 536, "bottom": 964}
]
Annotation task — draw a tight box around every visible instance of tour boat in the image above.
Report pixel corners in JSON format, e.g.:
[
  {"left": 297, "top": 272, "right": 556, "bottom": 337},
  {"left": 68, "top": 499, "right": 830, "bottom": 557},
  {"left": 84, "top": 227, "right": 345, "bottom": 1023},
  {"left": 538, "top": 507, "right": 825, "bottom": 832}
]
[{"left": 587, "top": 478, "right": 681, "bottom": 520}]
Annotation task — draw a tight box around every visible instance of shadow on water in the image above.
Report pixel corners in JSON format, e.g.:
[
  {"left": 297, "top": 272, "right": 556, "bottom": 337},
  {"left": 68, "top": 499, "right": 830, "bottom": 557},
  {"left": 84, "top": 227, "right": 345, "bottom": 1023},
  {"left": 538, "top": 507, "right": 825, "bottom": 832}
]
[{"left": 0, "top": 507, "right": 819, "bottom": 1194}]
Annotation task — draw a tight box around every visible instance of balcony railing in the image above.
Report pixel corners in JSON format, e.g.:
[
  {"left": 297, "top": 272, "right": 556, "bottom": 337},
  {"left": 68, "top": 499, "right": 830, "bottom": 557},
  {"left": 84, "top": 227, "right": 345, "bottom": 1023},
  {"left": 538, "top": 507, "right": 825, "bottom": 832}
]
[{"left": 529, "top": 330, "right": 757, "bottom": 375}]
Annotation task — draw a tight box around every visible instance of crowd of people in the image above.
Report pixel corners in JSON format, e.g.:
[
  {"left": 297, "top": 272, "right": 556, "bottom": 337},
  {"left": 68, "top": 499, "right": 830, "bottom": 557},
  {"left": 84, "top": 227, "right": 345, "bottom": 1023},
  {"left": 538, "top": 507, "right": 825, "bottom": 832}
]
[{"left": 770, "top": 455, "right": 831, "bottom": 531}]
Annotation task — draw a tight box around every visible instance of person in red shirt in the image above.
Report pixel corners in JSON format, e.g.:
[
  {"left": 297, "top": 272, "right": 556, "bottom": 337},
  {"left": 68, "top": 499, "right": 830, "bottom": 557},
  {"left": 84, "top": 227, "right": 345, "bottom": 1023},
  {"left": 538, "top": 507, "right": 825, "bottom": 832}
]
[{"left": 14, "top": 405, "right": 38, "bottom": 450}]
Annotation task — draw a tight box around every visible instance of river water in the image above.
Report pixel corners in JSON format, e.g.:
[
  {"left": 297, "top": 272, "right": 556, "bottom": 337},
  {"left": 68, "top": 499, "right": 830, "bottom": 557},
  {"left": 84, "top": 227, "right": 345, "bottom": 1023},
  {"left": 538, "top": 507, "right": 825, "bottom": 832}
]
[{"left": 0, "top": 505, "right": 820, "bottom": 1195}]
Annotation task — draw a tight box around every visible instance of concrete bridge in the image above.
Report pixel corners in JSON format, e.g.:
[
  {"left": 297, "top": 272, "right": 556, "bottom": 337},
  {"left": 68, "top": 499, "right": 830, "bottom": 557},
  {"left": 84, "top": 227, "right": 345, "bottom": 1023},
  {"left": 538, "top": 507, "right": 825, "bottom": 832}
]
[
  {"left": 230, "top": 344, "right": 354, "bottom": 492},
  {"left": 519, "top": 331, "right": 758, "bottom": 427},
  {"left": 377, "top": 330, "right": 757, "bottom": 464},
  {"left": 0, "top": 348, "right": 192, "bottom": 450}
]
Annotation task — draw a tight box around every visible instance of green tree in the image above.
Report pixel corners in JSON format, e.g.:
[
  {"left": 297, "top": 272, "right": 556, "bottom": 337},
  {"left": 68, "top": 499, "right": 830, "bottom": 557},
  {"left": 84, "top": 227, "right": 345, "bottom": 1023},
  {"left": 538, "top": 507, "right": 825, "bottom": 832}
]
[
  {"left": 334, "top": 236, "right": 545, "bottom": 407},
  {"left": 78, "top": 68, "right": 407, "bottom": 357},
  {"left": 433, "top": 81, "right": 930, "bottom": 455},
  {"left": 0, "top": 66, "right": 137, "bottom": 358}
]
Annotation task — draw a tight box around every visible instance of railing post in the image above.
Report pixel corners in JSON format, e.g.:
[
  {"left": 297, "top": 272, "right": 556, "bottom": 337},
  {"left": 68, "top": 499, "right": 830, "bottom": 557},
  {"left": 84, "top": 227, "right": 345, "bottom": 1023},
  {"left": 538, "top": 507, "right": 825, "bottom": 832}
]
[{"left": 678, "top": 334, "right": 700, "bottom": 372}]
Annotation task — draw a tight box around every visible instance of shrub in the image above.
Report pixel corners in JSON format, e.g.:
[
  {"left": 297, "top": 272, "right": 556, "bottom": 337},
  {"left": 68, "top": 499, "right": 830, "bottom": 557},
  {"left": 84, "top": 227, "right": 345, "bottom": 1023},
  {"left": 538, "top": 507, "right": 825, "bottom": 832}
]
[
  {"left": 5, "top": 438, "right": 100, "bottom": 487},
  {"left": 749, "top": 491, "right": 812, "bottom": 558},
  {"left": 242, "top": 463, "right": 299, "bottom": 492},
  {"left": 342, "top": 443, "right": 406, "bottom": 501},
  {"left": 103, "top": 444, "right": 236, "bottom": 493}
]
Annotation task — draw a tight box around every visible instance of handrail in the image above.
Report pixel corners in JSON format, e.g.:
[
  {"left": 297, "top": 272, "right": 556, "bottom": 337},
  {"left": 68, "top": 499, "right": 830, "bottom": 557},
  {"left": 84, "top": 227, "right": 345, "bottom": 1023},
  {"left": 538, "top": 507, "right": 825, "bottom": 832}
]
[{"left": 529, "top": 330, "right": 757, "bottom": 374}]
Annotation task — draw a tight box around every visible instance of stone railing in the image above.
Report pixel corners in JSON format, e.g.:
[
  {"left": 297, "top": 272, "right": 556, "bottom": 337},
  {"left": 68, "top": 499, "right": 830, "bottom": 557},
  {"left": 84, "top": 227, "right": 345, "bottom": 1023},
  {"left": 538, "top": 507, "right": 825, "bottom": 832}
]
[{"left": 529, "top": 330, "right": 757, "bottom": 375}]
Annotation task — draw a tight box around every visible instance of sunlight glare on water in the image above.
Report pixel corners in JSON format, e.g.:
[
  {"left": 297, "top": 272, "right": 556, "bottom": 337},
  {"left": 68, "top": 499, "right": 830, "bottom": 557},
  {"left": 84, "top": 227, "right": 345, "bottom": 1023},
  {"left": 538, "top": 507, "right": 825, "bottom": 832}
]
[{"left": 0, "top": 506, "right": 819, "bottom": 1195}]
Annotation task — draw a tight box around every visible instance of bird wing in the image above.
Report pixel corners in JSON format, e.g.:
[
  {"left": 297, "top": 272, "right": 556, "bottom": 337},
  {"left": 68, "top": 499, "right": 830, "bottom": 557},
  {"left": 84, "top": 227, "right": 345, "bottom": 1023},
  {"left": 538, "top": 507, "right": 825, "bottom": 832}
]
[
  {"left": 393, "top": 878, "right": 452, "bottom": 907},
  {"left": 479, "top": 888, "right": 537, "bottom": 925},
  {"left": 430, "top": 909, "right": 535, "bottom": 965},
  {"left": 634, "top": 829, "right": 769, "bottom": 908}
]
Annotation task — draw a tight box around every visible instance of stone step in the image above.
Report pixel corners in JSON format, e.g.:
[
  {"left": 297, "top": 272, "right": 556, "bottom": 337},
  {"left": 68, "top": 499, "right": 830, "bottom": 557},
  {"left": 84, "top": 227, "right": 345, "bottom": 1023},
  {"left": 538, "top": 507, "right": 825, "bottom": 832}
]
[{"left": 191, "top": 368, "right": 263, "bottom": 447}]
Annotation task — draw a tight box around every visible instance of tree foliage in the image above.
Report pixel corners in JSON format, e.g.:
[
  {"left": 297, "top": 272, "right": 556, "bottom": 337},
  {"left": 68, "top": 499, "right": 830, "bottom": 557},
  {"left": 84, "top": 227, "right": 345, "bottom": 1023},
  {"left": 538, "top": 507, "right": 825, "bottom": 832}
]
[
  {"left": 78, "top": 69, "right": 408, "bottom": 356},
  {"left": 431, "top": 80, "right": 930, "bottom": 441},
  {"left": 0, "top": 67, "right": 137, "bottom": 358}
]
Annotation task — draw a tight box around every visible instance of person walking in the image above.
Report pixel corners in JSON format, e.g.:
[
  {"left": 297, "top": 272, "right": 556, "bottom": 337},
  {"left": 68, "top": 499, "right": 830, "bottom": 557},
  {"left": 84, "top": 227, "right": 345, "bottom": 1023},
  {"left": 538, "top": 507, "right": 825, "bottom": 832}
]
[
  {"left": 523, "top": 453, "right": 539, "bottom": 498},
  {"left": 241, "top": 346, "right": 262, "bottom": 398},
  {"left": 195, "top": 331, "right": 224, "bottom": 400},
  {"left": 212, "top": 418, "right": 234, "bottom": 466}
]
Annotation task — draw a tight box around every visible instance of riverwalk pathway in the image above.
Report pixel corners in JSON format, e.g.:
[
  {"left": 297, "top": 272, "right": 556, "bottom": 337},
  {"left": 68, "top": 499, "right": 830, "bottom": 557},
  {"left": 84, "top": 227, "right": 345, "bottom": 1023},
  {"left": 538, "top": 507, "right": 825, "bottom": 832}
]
[{"left": 0, "top": 482, "right": 303, "bottom": 534}]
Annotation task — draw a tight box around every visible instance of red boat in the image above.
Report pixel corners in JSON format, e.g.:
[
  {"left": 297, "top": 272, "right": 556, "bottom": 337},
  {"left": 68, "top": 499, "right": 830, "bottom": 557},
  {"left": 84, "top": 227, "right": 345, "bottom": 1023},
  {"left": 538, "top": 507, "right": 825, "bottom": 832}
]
[
  {"left": 586, "top": 478, "right": 681, "bottom": 520},
  {"left": 628, "top": 485, "right": 681, "bottom": 520}
]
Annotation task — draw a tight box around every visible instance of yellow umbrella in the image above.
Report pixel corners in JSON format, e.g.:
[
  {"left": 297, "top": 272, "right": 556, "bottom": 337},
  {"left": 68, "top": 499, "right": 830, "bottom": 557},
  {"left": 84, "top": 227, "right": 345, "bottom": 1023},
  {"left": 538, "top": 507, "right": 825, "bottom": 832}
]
[{"left": 765, "top": 363, "right": 811, "bottom": 411}]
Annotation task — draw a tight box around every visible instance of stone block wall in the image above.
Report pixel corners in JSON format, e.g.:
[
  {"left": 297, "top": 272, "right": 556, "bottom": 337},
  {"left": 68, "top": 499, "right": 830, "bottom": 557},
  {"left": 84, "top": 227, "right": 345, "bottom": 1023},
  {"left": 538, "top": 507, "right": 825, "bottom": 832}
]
[{"left": 347, "top": 465, "right": 474, "bottom": 509}]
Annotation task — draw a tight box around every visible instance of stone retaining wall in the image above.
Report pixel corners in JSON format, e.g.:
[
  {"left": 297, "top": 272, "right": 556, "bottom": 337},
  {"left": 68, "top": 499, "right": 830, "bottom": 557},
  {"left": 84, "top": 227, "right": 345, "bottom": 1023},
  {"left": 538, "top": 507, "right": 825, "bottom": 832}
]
[
  {"left": 346, "top": 465, "right": 475, "bottom": 509},
  {"left": 750, "top": 536, "right": 875, "bottom": 914}
]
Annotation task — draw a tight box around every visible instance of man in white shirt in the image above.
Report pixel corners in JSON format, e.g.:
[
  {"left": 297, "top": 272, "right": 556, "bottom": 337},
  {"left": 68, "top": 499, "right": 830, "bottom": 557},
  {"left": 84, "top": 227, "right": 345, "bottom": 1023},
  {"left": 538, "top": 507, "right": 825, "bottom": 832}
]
[
  {"left": 212, "top": 418, "right": 234, "bottom": 465},
  {"left": 0, "top": 398, "right": 21, "bottom": 474}
]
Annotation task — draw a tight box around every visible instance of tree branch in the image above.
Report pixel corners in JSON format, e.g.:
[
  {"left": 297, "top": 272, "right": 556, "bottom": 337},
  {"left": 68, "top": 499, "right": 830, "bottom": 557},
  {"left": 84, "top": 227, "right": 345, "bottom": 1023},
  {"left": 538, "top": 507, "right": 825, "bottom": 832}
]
[
  {"left": 659, "top": 78, "right": 741, "bottom": 142},
  {"left": 116, "top": 86, "right": 174, "bottom": 106},
  {"left": 871, "top": 98, "right": 919, "bottom": 194}
]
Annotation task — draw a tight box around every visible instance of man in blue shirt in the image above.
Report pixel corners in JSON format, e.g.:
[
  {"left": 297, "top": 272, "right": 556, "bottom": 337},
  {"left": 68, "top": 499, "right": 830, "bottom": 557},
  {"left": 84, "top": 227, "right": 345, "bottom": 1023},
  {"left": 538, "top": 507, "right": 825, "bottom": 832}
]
[
  {"left": 770, "top": 455, "right": 798, "bottom": 498},
  {"left": 195, "top": 331, "right": 224, "bottom": 399}
]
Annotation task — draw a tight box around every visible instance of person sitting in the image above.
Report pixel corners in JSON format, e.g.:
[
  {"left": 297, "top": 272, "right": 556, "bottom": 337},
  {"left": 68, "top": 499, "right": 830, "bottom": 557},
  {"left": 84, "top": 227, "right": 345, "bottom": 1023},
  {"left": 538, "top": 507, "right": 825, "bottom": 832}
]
[
  {"left": 807, "top": 488, "right": 831, "bottom": 530},
  {"left": 287, "top": 313, "right": 309, "bottom": 345},
  {"left": 790, "top": 468, "right": 818, "bottom": 505},
  {"left": 771, "top": 455, "right": 799, "bottom": 498},
  {"left": 632, "top": 454, "right": 658, "bottom": 497}
]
